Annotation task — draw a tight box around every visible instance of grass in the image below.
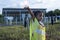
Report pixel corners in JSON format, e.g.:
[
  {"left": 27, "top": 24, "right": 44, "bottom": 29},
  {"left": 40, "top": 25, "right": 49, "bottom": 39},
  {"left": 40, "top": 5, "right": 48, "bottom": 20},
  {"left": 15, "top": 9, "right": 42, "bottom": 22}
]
[
  {"left": 46, "top": 23, "right": 60, "bottom": 40},
  {"left": 0, "top": 22, "right": 60, "bottom": 40},
  {"left": 0, "top": 25, "right": 29, "bottom": 40}
]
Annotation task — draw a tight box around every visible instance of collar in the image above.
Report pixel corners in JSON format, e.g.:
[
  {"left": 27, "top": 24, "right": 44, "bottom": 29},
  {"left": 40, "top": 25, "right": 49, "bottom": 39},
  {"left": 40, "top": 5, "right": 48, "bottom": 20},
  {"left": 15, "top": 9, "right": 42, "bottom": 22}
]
[{"left": 39, "top": 21, "right": 44, "bottom": 27}]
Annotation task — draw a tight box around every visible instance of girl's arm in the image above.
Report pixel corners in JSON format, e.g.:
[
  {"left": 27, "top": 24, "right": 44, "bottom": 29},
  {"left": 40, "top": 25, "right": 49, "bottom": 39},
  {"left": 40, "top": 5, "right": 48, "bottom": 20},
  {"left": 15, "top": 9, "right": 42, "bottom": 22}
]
[{"left": 24, "top": 7, "right": 35, "bottom": 19}]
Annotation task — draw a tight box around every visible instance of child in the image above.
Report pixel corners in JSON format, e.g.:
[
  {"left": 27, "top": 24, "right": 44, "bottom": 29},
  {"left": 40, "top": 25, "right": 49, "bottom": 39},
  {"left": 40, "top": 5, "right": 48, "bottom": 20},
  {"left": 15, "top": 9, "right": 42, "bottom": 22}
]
[
  {"left": 24, "top": 7, "right": 46, "bottom": 40},
  {"left": 24, "top": 14, "right": 28, "bottom": 28}
]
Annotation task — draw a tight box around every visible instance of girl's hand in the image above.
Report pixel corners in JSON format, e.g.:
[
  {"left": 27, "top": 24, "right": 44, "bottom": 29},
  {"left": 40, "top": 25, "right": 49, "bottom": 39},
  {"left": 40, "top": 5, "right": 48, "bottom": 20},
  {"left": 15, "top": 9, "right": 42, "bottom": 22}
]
[
  {"left": 24, "top": 6, "right": 30, "bottom": 10},
  {"left": 24, "top": 6, "right": 35, "bottom": 19}
]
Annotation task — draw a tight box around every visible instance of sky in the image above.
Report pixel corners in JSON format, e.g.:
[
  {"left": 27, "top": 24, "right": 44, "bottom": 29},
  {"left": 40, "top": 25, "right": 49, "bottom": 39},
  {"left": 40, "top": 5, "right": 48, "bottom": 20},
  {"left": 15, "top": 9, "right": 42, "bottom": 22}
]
[{"left": 0, "top": 0, "right": 60, "bottom": 14}]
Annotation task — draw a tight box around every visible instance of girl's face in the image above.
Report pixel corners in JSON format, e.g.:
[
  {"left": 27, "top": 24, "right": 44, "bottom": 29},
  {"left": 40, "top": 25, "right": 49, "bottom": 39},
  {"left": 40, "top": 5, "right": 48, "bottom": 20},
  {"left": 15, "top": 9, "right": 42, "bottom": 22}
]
[{"left": 36, "top": 13, "right": 43, "bottom": 21}]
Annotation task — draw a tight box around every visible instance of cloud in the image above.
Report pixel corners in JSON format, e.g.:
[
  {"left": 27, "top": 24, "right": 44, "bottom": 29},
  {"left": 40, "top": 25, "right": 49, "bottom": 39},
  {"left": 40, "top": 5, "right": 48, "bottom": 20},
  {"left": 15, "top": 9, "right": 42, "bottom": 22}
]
[
  {"left": 29, "top": 0, "right": 60, "bottom": 11},
  {"left": 0, "top": 0, "right": 60, "bottom": 14}
]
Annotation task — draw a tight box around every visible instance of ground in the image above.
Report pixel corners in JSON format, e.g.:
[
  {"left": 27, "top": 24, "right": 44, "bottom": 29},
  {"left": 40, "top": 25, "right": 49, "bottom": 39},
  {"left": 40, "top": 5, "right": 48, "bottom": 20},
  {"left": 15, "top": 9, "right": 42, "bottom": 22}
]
[
  {"left": 0, "top": 22, "right": 60, "bottom": 40},
  {"left": 46, "top": 22, "right": 60, "bottom": 40},
  {"left": 0, "top": 25, "right": 29, "bottom": 40}
]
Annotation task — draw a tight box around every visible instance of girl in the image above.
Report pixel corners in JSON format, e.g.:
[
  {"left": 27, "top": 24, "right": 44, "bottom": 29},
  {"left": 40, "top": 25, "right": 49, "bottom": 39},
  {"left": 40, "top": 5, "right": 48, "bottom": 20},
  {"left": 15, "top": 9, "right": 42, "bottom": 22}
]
[{"left": 24, "top": 7, "right": 46, "bottom": 40}]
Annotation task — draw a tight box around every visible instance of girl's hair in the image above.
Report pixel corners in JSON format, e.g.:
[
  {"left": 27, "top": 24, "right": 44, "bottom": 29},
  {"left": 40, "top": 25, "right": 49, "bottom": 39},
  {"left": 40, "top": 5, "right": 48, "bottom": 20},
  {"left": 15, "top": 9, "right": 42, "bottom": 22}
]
[{"left": 33, "top": 11, "right": 42, "bottom": 17}]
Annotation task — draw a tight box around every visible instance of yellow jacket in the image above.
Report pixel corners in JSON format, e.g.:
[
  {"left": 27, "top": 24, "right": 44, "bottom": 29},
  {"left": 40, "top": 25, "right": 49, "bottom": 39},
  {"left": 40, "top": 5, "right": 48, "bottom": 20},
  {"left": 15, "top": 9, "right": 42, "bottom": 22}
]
[{"left": 30, "top": 18, "right": 46, "bottom": 40}]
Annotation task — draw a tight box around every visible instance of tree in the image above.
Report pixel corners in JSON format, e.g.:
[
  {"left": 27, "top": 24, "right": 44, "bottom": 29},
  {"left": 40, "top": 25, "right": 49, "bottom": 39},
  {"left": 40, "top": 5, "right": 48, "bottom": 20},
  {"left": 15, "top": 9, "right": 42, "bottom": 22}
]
[
  {"left": 46, "top": 9, "right": 60, "bottom": 17},
  {"left": 0, "top": 14, "right": 3, "bottom": 23},
  {"left": 53, "top": 9, "right": 60, "bottom": 22},
  {"left": 54, "top": 9, "right": 60, "bottom": 16},
  {"left": 46, "top": 11, "right": 54, "bottom": 17}
]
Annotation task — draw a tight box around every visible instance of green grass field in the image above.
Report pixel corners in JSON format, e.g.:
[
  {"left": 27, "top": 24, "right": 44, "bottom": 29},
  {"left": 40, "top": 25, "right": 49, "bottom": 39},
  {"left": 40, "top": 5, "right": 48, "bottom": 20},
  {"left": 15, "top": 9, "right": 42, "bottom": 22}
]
[
  {"left": 0, "top": 25, "right": 29, "bottom": 40},
  {"left": 46, "top": 23, "right": 60, "bottom": 40},
  {"left": 0, "top": 22, "right": 60, "bottom": 40}
]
